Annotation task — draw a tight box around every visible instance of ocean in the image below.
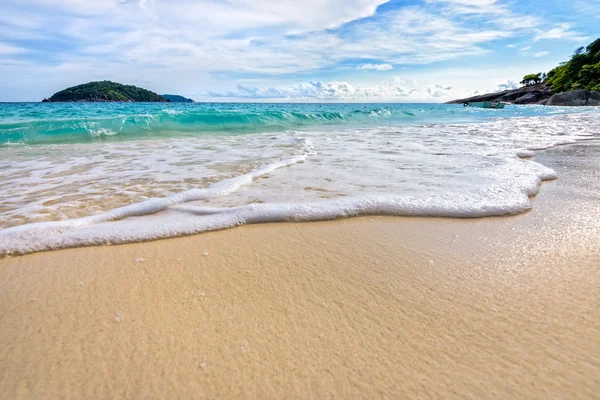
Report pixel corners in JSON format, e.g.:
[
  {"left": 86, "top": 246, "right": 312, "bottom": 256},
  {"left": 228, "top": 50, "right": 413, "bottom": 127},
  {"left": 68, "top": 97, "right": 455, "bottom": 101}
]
[{"left": 0, "top": 102, "right": 598, "bottom": 255}]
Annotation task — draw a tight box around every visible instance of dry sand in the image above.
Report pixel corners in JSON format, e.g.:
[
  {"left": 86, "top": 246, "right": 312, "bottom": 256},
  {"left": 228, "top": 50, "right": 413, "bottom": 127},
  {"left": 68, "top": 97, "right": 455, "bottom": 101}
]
[{"left": 1, "top": 143, "right": 599, "bottom": 399}]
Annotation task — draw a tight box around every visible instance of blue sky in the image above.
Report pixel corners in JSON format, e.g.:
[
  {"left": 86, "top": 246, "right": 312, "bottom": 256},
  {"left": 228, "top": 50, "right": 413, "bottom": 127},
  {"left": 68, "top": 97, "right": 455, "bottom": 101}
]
[{"left": 0, "top": 0, "right": 598, "bottom": 102}]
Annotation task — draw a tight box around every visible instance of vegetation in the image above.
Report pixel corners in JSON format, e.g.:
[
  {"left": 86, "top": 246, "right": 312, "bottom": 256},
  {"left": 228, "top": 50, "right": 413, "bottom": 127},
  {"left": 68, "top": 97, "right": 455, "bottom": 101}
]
[
  {"left": 42, "top": 81, "right": 168, "bottom": 102},
  {"left": 520, "top": 73, "right": 543, "bottom": 86},
  {"left": 162, "top": 94, "right": 195, "bottom": 103},
  {"left": 521, "top": 38, "right": 600, "bottom": 93}
]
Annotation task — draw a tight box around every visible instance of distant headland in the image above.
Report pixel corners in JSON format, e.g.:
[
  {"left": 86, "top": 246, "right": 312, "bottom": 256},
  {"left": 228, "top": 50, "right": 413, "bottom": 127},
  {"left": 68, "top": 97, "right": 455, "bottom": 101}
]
[
  {"left": 42, "top": 81, "right": 169, "bottom": 102},
  {"left": 449, "top": 38, "right": 600, "bottom": 106},
  {"left": 162, "top": 94, "right": 195, "bottom": 103}
]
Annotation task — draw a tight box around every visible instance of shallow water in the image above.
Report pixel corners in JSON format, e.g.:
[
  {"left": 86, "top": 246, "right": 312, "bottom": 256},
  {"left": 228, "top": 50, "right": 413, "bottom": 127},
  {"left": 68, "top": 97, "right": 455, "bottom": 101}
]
[{"left": 0, "top": 103, "right": 598, "bottom": 255}]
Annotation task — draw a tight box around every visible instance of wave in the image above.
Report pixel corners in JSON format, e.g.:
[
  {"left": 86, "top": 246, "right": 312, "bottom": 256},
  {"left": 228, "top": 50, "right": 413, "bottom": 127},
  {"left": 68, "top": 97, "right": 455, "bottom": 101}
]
[
  {"left": 3, "top": 101, "right": 584, "bottom": 146},
  {"left": 0, "top": 149, "right": 551, "bottom": 256},
  {"left": 1, "top": 107, "right": 598, "bottom": 256},
  {"left": 0, "top": 106, "right": 400, "bottom": 145}
]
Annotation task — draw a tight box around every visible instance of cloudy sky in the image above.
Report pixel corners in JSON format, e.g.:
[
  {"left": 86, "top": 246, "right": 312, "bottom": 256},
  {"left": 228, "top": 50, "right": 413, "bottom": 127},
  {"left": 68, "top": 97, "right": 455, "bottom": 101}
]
[{"left": 0, "top": 0, "right": 598, "bottom": 102}]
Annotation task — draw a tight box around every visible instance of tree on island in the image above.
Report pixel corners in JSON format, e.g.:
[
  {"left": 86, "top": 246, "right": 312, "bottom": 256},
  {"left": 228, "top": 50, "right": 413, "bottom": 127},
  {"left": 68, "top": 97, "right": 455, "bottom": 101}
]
[{"left": 520, "top": 73, "right": 543, "bottom": 87}]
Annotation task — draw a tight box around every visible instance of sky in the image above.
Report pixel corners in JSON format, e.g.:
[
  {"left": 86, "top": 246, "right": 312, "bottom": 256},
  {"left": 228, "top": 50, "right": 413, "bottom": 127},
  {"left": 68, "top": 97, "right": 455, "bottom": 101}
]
[{"left": 0, "top": 0, "right": 598, "bottom": 102}]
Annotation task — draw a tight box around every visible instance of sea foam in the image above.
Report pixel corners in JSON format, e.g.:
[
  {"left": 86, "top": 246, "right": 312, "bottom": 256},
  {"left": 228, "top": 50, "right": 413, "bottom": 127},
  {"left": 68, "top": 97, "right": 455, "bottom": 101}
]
[{"left": 0, "top": 109, "right": 598, "bottom": 255}]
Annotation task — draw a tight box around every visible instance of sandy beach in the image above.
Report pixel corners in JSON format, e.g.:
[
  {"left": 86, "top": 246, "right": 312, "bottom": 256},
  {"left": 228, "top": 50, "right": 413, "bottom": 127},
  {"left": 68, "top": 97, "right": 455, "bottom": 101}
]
[{"left": 1, "top": 142, "right": 599, "bottom": 399}]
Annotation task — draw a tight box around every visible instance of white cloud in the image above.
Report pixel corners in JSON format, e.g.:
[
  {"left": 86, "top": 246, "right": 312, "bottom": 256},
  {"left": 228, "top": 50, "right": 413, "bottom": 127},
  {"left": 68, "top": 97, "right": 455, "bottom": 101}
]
[
  {"left": 496, "top": 79, "right": 519, "bottom": 91},
  {"left": 534, "top": 23, "right": 588, "bottom": 42},
  {"left": 426, "top": 0, "right": 539, "bottom": 30},
  {"left": 0, "top": 0, "right": 544, "bottom": 74},
  {"left": 572, "top": 0, "right": 600, "bottom": 18},
  {"left": 0, "top": 0, "right": 592, "bottom": 101},
  {"left": 357, "top": 63, "right": 394, "bottom": 71},
  {"left": 427, "top": 83, "right": 453, "bottom": 97},
  {"left": 425, "top": 0, "right": 499, "bottom": 15},
  {"left": 0, "top": 42, "right": 27, "bottom": 55},
  {"left": 207, "top": 78, "right": 431, "bottom": 101},
  {"left": 533, "top": 51, "right": 549, "bottom": 58},
  {"left": 520, "top": 46, "right": 533, "bottom": 51},
  {"left": 8, "top": 0, "right": 389, "bottom": 34}
]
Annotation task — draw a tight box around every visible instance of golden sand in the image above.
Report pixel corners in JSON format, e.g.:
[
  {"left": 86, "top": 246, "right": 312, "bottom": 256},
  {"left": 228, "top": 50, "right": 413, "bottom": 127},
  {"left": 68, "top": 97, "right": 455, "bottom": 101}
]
[{"left": 1, "top": 144, "right": 599, "bottom": 399}]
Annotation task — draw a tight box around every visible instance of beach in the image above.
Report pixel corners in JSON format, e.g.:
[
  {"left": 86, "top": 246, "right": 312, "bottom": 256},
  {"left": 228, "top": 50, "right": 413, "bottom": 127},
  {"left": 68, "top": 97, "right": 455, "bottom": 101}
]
[
  {"left": 1, "top": 142, "right": 599, "bottom": 399},
  {"left": 2, "top": 1, "right": 599, "bottom": 397}
]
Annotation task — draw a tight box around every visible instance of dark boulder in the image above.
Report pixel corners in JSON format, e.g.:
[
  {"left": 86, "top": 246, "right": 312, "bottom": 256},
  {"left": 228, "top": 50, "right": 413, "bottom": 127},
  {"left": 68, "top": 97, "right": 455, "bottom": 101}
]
[
  {"left": 588, "top": 91, "right": 600, "bottom": 106},
  {"left": 546, "top": 90, "right": 589, "bottom": 106},
  {"left": 546, "top": 90, "right": 600, "bottom": 106},
  {"left": 513, "top": 92, "right": 542, "bottom": 104},
  {"left": 498, "top": 91, "right": 527, "bottom": 102}
]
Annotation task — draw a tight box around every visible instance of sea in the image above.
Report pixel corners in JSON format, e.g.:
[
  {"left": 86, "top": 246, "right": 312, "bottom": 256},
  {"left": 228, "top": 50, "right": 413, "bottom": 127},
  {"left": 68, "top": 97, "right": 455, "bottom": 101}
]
[{"left": 0, "top": 102, "right": 598, "bottom": 255}]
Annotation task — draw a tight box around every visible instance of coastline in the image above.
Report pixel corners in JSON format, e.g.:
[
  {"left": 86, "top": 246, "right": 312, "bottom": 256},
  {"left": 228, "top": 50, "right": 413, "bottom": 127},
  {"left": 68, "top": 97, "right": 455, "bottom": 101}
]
[{"left": 1, "top": 143, "right": 599, "bottom": 398}]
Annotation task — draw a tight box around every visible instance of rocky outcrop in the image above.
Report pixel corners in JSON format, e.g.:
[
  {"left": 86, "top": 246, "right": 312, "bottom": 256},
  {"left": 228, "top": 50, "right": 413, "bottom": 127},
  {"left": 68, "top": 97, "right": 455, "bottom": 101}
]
[
  {"left": 448, "top": 84, "right": 600, "bottom": 106},
  {"left": 447, "top": 83, "right": 552, "bottom": 105},
  {"left": 513, "top": 92, "right": 543, "bottom": 105},
  {"left": 547, "top": 90, "right": 587, "bottom": 106},
  {"left": 546, "top": 90, "right": 600, "bottom": 106},
  {"left": 585, "top": 91, "right": 598, "bottom": 106}
]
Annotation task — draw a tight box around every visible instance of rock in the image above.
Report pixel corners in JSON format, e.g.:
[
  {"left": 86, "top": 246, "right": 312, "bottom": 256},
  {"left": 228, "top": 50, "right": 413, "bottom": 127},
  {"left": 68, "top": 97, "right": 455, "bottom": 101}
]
[
  {"left": 513, "top": 92, "right": 542, "bottom": 104},
  {"left": 498, "top": 92, "right": 526, "bottom": 102},
  {"left": 588, "top": 91, "right": 600, "bottom": 106},
  {"left": 546, "top": 90, "right": 600, "bottom": 106},
  {"left": 546, "top": 90, "right": 589, "bottom": 106},
  {"left": 447, "top": 83, "right": 552, "bottom": 105},
  {"left": 448, "top": 84, "right": 600, "bottom": 107}
]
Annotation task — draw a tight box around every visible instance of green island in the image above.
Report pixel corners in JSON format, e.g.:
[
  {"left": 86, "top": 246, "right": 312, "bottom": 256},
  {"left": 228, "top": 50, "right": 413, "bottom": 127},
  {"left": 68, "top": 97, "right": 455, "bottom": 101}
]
[
  {"left": 42, "top": 81, "right": 168, "bottom": 102},
  {"left": 450, "top": 38, "right": 600, "bottom": 106}
]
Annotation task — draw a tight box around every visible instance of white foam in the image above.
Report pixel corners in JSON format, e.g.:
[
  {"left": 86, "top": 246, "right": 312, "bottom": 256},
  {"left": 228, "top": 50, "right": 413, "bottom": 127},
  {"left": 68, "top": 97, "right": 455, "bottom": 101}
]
[
  {"left": 0, "top": 150, "right": 562, "bottom": 256},
  {"left": 0, "top": 192, "right": 535, "bottom": 256},
  {"left": 1, "top": 112, "right": 598, "bottom": 256},
  {"left": 516, "top": 149, "right": 536, "bottom": 158},
  {"left": 89, "top": 128, "right": 118, "bottom": 137}
]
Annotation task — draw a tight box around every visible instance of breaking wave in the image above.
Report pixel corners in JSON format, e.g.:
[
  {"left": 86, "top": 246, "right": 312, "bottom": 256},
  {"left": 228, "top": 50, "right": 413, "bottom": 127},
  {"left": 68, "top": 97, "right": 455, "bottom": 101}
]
[{"left": 1, "top": 102, "right": 591, "bottom": 145}]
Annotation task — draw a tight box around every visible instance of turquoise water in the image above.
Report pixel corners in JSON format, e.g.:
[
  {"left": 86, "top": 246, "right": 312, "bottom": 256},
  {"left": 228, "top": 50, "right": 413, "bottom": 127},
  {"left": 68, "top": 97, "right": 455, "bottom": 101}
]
[
  {"left": 1, "top": 102, "right": 598, "bottom": 255},
  {"left": 0, "top": 102, "right": 590, "bottom": 145}
]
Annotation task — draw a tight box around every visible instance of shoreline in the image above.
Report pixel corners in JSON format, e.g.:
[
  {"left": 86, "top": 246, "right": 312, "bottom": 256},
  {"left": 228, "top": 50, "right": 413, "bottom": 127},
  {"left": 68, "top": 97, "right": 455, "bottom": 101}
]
[
  {"left": 1, "top": 143, "right": 599, "bottom": 398},
  {"left": 3, "top": 134, "right": 599, "bottom": 258}
]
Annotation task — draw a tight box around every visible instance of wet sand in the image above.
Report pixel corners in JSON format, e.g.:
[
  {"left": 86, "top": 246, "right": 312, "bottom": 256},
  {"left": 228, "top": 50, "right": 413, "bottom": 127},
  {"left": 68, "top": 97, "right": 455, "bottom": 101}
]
[{"left": 1, "top": 143, "right": 599, "bottom": 399}]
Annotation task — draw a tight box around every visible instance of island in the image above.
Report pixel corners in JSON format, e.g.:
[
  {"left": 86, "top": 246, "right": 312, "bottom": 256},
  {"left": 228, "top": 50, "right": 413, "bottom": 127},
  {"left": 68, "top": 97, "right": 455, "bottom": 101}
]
[
  {"left": 162, "top": 94, "right": 195, "bottom": 103},
  {"left": 448, "top": 38, "right": 600, "bottom": 106},
  {"left": 42, "top": 81, "right": 168, "bottom": 102}
]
